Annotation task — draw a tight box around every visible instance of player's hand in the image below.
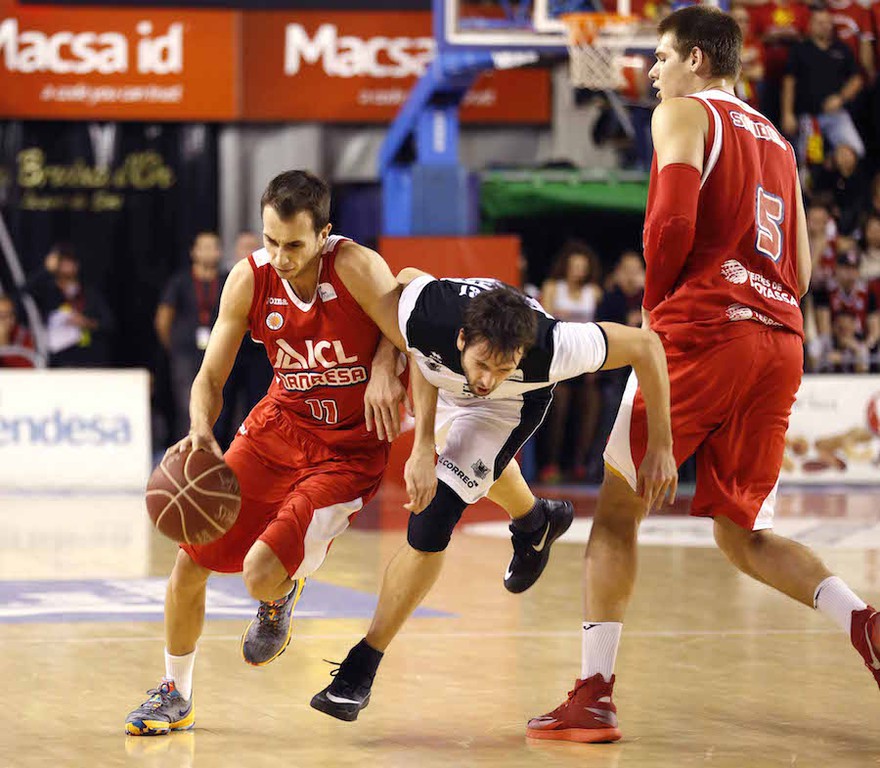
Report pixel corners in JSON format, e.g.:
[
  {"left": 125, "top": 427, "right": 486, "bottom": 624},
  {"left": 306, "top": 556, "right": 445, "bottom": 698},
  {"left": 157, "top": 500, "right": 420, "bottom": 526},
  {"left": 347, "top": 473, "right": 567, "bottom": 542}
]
[
  {"left": 364, "top": 367, "right": 412, "bottom": 443},
  {"left": 404, "top": 447, "right": 437, "bottom": 513},
  {"left": 166, "top": 425, "right": 222, "bottom": 461},
  {"left": 636, "top": 442, "right": 677, "bottom": 513}
]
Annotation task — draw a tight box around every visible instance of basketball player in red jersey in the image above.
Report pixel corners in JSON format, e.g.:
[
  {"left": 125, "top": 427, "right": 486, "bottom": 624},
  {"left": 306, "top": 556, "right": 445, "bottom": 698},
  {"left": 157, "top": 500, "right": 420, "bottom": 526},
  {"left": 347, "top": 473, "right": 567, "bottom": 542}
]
[
  {"left": 125, "top": 170, "right": 412, "bottom": 735},
  {"left": 528, "top": 7, "right": 880, "bottom": 744}
]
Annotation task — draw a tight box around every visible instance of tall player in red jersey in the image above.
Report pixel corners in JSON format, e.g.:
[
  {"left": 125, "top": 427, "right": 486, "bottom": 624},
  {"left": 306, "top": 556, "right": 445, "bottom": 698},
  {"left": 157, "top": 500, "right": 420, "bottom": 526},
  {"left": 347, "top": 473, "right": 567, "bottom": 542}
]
[
  {"left": 125, "top": 171, "right": 410, "bottom": 736},
  {"left": 528, "top": 7, "right": 880, "bottom": 744}
]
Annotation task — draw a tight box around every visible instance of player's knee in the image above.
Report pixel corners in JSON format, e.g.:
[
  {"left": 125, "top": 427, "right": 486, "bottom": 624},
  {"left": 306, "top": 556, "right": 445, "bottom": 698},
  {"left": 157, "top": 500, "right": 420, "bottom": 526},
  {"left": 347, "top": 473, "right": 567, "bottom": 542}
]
[
  {"left": 242, "top": 545, "right": 288, "bottom": 601},
  {"left": 593, "top": 472, "right": 646, "bottom": 535},
  {"left": 169, "top": 549, "right": 211, "bottom": 594},
  {"left": 713, "top": 516, "right": 764, "bottom": 560},
  {"left": 407, "top": 482, "right": 468, "bottom": 553}
]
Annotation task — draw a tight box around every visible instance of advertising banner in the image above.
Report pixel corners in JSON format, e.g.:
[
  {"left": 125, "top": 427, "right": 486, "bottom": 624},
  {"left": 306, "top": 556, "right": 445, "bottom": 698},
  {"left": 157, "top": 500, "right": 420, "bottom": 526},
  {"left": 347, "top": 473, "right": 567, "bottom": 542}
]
[
  {"left": 241, "top": 11, "right": 551, "bottom": 123},
  {"left": 781, "top": 374, "right": 880, "bottom": 484},
  {"left": 0, "top": 0, "right": 238, "bottom": 120},
  {"left": 0, "top": 369, "right": 151, "bottom": 490}
]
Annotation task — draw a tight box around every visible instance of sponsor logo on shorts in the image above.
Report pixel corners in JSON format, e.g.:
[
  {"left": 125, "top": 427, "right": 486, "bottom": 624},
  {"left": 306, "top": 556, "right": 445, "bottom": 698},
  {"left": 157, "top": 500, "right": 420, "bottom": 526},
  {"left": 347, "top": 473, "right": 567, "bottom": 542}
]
[
  {"left": 725, "top": 303, "right": 782, "bottom": 326},
  {"left": 266, "top": 311, "right": 284, "bottom": 331},
  {"left": 438, "top": 456, "right": 479, "bottom": 489},
  {"left": 471, "top": 459, "right": 490, "bottom": 480},
  {"left": 268, "top": 297, "right": 288, "bottom": 306}
]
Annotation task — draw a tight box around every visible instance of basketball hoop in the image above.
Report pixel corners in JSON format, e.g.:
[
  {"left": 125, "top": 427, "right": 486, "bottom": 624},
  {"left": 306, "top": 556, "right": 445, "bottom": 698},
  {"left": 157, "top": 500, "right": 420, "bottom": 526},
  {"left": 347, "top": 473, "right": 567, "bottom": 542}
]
[{"left": 561, "top": 12, "right": 639, "bottom": 90}]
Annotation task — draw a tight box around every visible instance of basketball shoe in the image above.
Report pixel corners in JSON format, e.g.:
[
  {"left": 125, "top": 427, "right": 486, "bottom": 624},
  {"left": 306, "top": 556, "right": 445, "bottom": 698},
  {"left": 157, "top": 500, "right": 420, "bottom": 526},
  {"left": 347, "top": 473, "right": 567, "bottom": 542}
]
[
  {"left": 240, "top": 578, "right": 306, "bottom": 666},
  {"left": 311, "top": 639, "right": 383, "bottom": 722},
  {"left": 504, "top": 499, "right": 574, "bottom": 593},
  {"left": 125, "top": 679, "right": 194, "bottom": 736},
  {"left": 526, "top": 673, "right": 622, "bottom": 743},
  {"left": 850, "top": 606, "right": 880, "bottom": 688}
]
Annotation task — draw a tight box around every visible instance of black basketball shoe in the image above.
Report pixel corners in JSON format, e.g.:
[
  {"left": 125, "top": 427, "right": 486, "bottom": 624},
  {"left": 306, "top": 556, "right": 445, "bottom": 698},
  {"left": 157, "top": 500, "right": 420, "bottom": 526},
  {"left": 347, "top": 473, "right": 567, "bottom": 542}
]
[
  {"left": 311, "top": 639, "right": 383, "bottom": 722},
  {"left": 503, "top": 499, "right": 574, "bottom": 594}
]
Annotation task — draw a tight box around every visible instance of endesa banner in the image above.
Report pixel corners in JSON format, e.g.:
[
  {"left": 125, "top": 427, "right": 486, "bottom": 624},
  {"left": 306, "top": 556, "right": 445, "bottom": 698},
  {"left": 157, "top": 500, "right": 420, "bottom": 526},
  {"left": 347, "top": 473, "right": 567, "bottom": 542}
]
[
  {"left": 0, "top": 2, "right": 549, "bottom": 123},
  {"left": 781, "top": 375, "right": 880, "bottom": 484},
  {"left": 0, "top": 369, "right": 151, "bottom": 490},
  {"left": 0, "top": 0, "right": 238, "bottom": 120}
]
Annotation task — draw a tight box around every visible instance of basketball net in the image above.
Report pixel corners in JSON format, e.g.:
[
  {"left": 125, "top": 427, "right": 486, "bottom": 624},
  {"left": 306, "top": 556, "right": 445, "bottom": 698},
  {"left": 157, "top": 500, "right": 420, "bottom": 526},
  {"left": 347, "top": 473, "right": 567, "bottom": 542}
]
[{"left": 561, "top": 13, "right": 638, "bottom": 90}]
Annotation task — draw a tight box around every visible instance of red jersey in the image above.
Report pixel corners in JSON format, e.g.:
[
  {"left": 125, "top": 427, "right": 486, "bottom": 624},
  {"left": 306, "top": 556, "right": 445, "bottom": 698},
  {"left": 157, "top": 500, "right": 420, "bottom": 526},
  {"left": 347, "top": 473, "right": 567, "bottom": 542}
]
[
  {"left": 827, "top": 0, "right": 874, "bottom": 63},
  {"left": 820, "top": 278, "right": 876, "bottom": 334},
  {"left": 647, "top": 90, "right": 804, "bottom": 347},
  {"left": 749, "top": 1, "right": 810, "bottom": 80},
  {"left": 246, "top": 235, "right": 384, "bottom": 451}
]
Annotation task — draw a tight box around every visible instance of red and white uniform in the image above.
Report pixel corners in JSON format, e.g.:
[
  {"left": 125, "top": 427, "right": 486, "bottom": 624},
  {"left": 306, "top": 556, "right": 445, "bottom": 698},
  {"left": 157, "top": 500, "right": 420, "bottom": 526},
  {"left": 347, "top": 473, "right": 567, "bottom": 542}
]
[
  {"left": 827, "top": 0, "right": 874, "bottom": 65},
  {"left": 606, "top": 90, "right": 805, "bottom": 531},
  {"left": 182, "top": 235, "right": 389, "bottom": 575}
]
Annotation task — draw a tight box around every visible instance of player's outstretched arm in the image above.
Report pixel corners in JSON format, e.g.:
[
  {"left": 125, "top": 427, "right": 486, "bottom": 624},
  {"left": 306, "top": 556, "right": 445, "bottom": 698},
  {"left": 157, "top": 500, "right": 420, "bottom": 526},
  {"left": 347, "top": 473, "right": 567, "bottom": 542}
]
[
  {"left": 404, "top": 358, "right": 439, "bottom": 514},
  {"left": 170, "top": 259, "right": 252, "bottom": 459},
  {"left": 598, "top": 322, "right": 676, "bottom": 511}
]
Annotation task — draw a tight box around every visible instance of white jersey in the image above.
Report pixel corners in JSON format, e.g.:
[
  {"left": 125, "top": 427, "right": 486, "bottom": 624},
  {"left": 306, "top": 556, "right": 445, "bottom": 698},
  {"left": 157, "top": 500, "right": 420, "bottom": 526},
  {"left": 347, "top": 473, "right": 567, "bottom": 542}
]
[{"left": 397, "top": 275, "right": 608, "bottom": 407}]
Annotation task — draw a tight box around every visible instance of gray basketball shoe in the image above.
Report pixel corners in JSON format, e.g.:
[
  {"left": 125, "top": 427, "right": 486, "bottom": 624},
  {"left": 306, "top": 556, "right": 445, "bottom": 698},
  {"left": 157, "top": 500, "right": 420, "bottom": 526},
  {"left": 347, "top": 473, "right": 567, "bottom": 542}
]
[
  {"left": 240, "top": 578, "right": 306, "bottom": 666},
  {"left": 125, "top": 678, "right": 194, "bottom": 736}
]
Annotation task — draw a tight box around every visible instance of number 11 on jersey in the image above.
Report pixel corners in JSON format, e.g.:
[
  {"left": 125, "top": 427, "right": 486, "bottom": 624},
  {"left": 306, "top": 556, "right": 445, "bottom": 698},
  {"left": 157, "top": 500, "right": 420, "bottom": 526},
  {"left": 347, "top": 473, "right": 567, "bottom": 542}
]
[{"left": 305, "top": 399, "right": 338, "bottom": 425}]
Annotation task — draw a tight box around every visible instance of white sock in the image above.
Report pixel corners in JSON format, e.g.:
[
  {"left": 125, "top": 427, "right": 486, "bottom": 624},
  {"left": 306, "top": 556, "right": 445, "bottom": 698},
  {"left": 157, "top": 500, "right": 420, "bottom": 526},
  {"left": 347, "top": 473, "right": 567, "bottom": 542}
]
[
  {"left": 164, "top": 648, "right": 196, "bottom": 701},
  {"left": 581, "top": 621, "right": 622, "bottom": 682},
  {"left": 814, "top": 576, "right": 867, "bottom": 634}
]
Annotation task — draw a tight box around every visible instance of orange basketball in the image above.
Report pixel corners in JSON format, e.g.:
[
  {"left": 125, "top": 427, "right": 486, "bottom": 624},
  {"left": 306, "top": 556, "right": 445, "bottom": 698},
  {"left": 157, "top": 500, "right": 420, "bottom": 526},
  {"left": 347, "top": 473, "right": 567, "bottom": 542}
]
[{"left": 145, "top": 449, "right": 241, "bottom": 546}]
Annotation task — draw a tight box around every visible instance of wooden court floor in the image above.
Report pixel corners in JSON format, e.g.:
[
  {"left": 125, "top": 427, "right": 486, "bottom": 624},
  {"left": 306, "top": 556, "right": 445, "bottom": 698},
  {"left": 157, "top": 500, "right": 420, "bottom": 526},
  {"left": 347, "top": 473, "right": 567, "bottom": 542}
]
[{"left": 2, "top": 490, "right": 880, "bottom": 768}]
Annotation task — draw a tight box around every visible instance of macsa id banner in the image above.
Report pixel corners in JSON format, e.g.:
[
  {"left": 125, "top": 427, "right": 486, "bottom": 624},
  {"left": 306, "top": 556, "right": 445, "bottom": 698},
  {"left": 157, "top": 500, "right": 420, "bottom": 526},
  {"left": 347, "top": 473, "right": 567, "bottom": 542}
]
[
  {"left": 0, "top": 369, "right": 151, "bottom": 490},
  {"left": 0, "top": 0, "right": 238, "bottom": 120},
  {"left": 781, "top": 375, "right": 880, "bottom": 484}
]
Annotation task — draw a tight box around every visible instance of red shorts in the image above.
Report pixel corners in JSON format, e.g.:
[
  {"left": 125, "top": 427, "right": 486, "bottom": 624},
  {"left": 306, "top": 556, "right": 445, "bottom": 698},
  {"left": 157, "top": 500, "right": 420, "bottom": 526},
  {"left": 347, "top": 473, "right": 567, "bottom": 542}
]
[
  {"left": 604, "top": 330, "right": 803, "bottom": 531},
  {"left": 181, "top": 397, "right": 388, "bottom": 576}
]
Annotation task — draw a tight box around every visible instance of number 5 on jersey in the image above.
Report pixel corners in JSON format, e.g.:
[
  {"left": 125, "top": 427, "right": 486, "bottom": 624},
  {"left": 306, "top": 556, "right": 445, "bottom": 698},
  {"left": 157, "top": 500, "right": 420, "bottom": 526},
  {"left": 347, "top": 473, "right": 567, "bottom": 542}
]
[
  {"left": 305, "top": 399, "right": 338, "bottom": 425},
  {"left": 755, "top": 186, "right": 785, "bottom": 262}
]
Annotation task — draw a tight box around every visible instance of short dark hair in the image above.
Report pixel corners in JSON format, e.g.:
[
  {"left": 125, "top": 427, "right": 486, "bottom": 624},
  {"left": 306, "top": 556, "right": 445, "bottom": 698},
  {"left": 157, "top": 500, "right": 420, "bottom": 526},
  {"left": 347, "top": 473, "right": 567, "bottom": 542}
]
[
  {"left": 260, "top": 170, "right": 331, "bottom": 233},
  {"left": 260, "top": 171, "right": 330, "bottom": 232},
  {"left": 461, "top": 284, "right": 538, "bottom": 359},
  {"left": 658, "top": 6, "right": 742, "bottom": 79}
]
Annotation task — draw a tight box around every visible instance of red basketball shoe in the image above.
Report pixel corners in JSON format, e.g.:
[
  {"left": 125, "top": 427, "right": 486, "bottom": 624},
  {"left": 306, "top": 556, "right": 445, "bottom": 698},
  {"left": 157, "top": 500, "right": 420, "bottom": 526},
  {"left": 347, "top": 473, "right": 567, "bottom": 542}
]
[
  {"left": 526, "top": 673, "right": 622, "bottom": 743},
  {"left": 851, "top": 606, "right": 880, "bottom": 689}
]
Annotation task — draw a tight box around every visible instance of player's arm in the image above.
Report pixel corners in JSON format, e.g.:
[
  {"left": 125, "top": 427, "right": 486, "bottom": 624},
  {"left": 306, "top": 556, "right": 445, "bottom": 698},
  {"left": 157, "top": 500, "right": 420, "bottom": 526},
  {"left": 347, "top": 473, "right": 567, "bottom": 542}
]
[
  {"left": 154, "top": 305, "right": 174, "bottom": 351},
  {"left": 404, "top": 357, "right": 439, "bottom": 514},
  {"left": 396, "top": 267, "right": 430, "bottom": 288},
  {"left": 336, "top": 242, "right": 410, "bottom": 441},
  {"left": 550, "top": 321, "right": 676, "bottom": 510},
  {"left": 794, "top": 168, "right": 811, "bottom": 298},
  {"left": 172, "top": 259, "right": 252, "bottom": 458},
  {"left": 642, "top": 98, "right": 707, "bottom": 312}
]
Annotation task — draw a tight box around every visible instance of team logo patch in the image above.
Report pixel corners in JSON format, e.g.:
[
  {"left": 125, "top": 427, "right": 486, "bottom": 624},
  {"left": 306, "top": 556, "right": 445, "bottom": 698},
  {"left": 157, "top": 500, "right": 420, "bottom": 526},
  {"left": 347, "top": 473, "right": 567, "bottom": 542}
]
[
  {"left": 266, "top": 311, "right": 284, "bottom": 331},
  {"left": 721, "top": 259, "right": 748, "bottom": 285},
  {"left": 318, "top": 282, "right": 337, "bottom": 302},
  {"left": 471, "top": 459, "right": 490, "bottom": 480}
]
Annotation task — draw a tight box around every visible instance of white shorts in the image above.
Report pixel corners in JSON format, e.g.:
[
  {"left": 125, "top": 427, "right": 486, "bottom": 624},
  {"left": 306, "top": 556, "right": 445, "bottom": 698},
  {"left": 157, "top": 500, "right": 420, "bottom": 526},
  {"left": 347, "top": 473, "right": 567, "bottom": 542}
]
[{"left": 434, "top": 391, "right": 552, "bottom": 504}]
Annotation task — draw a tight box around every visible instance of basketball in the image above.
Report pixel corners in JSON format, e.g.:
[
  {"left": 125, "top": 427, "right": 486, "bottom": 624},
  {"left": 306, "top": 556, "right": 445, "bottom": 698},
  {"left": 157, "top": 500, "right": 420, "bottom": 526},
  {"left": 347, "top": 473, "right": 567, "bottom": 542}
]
[{"left": 145, "top": 450, "right": 241, "bottom": 546}]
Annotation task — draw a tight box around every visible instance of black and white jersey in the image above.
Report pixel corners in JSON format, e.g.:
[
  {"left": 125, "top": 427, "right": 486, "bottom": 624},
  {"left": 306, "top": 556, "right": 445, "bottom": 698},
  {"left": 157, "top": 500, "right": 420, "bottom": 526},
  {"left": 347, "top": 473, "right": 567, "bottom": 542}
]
[{"left": 397, "top": 275, "right": 609, "bottom": 404}]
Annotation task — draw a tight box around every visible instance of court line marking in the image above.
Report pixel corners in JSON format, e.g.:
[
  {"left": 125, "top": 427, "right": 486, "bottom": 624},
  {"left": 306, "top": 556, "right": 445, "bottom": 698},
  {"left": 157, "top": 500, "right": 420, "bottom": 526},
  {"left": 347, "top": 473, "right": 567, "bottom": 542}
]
[{"left": 0, "top": 627, "right": 843, "bottom": 645}]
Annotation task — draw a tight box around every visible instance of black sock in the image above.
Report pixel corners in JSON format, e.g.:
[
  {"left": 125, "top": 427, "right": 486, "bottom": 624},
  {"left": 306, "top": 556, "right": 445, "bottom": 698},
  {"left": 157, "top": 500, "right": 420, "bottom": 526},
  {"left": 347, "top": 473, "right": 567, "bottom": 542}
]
[
  {"left": 341, "top": 639, "right": 384, "bottom": 683},
  {"left": 511, "top": 499, "right": 547, "bottom": 533}
]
